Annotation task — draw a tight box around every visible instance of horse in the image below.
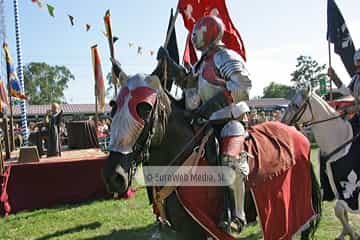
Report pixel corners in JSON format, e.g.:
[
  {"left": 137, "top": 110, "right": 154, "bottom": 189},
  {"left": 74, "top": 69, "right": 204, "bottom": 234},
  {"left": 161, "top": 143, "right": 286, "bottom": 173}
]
[
  {"left": 281, "top": 87, "right": 360, "bottom": 240},
  {"left": 102, "top": 72, "right": 321, "bottom": 240}
]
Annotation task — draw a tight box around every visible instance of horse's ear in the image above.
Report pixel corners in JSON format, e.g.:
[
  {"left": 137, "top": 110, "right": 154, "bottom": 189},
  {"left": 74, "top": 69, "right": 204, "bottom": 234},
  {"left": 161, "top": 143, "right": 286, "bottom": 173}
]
[
  {"left": 306, "top": 84, "right": 312, "bottom": 94},
  {"left": 145, "top": 75, "right": 163, "bottom": 91},
  {"left": 111, "top": 57, "right": 129, "bottom": 86}
]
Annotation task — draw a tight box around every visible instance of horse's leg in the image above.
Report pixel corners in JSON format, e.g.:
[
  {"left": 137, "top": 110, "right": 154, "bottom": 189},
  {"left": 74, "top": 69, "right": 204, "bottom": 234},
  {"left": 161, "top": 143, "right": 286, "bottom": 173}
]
[
  {"left": 165, "top": 193, "right": 208, "bottom": 240},
  {"left": 301, "top": 162, "right": 322, "bottom": 240},
  {"left": 334, "top": 201, "right": 359, "bottom": 240}
]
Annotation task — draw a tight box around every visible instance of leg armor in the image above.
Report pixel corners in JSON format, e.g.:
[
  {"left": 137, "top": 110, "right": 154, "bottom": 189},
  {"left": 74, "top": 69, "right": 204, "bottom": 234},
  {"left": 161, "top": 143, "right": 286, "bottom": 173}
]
[{"left": 219, "top": 120, "right": 249, "bottom": 232}]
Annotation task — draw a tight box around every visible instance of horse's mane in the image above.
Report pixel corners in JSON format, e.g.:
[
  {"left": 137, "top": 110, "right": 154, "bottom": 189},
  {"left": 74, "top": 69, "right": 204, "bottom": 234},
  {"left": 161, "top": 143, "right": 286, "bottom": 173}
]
[{"left": 310, "top": 90, "right": 339, "bottom": 117}]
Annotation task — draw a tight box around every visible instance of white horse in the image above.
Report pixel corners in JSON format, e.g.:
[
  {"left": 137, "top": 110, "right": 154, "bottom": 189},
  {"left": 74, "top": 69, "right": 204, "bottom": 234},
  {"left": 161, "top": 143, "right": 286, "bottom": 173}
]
[{"left": 282, "top": 87, "right": 360, "bottom": 240}]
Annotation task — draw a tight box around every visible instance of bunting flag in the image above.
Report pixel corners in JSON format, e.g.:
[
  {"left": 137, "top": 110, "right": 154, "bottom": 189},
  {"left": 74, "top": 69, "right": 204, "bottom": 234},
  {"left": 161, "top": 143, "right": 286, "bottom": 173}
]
[
  {"left": 137, "top": 46, "right": 143, "bottom": 55},
  {"left": 3, "top": 43, "right": 28, "bottom": 100},
  {"left": 29, "top": 2, "right": 159, "bottom": 58},
  {"left": 31, "top": 0, "right": 43, "bottom": 8},
  {"left": 91, "top": 45, "right": 105, "bottom": 112},
  {"left": 150, "top": 50, "right": 155, "bottom": 56},
  {"left": 327, "top": 0, "right": 356, "bottom": 77},
  {"left": 46, "top": 4, "right": 55, "bottom": 17},
  {"left": 68, "top": 15, "right": 75, "bottom": 26},
  {"left": 177, "top": 0, "right": 247, "bottom": 64}
]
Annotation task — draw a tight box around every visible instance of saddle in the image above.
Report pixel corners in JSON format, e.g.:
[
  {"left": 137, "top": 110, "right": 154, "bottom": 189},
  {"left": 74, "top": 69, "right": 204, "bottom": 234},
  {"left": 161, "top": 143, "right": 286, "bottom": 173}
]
[{"left": 245, "top": 122, "right": 296, "bottom": 186}]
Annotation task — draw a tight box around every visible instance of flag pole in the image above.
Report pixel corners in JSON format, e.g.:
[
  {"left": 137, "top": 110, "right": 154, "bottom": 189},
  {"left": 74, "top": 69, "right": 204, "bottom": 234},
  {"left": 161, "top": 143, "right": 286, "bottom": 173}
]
[
  {"left": 13, "top": 0, "right": 29, "bottom": 145},
  {"left": 162, "top": 8, "right": 179, "bottom": 90},
  {"left": 3, "top": 43, "right": 15, "bottom": 151},
  {"left": 104, "top": 10, "right": 118, "bottom": 96},
  {"left": 164, "top": 8, "right": 179, "bottom": 48},
  {"left": 5, "top": 62, "right": 15, "bottom": 151},
  {"left": 95, "top": 91, "right": 98, "bottom": 127},
  {"left": 328, "top": 40, "right": 333, "bottom": 101}
]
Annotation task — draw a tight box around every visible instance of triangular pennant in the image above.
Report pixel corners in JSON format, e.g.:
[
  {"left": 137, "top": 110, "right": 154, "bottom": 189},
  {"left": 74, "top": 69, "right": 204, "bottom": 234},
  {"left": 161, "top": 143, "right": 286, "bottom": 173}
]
[
  {"left": 32, "top": 0, "right": 43, "bottom": 8},
  {"left": 113, "top": 36, "right": 119, "bottom": 44},
  {"left": 46, "top": 4, "right": 55, "bottom": 17},
  {"left": 137, "top": 46, "right": 143, "bottom": 55},
  {"left": 68, "top": 15, "right": 75, "bottom": 26},
  {"left": 86, "top": 24, "right": 91, "bottom": 32}
]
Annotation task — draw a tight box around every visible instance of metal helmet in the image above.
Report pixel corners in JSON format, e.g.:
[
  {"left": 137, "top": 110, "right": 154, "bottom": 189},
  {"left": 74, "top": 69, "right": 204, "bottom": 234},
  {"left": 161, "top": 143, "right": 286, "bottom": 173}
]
[
  {"left": 191, "top": 15, "right": 224, "bottom": 51},
  {"left": 354, "top": 49, "right": 360, "bottom": 65}
]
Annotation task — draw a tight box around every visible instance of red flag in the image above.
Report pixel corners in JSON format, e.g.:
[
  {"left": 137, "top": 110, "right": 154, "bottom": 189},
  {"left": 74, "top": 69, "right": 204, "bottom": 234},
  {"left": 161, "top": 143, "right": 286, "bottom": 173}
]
[
  {"left": 183, "top": 33, "right": 198, "bottom": 69},
  {"left": 91, "top": 45, "right": 105, "bottom": 112},
  {"left": 0, "top": 80, "right": 9, "bottom": 106},
  {"left": 178, "top": 0, "right": 246, "bottom": 63}
]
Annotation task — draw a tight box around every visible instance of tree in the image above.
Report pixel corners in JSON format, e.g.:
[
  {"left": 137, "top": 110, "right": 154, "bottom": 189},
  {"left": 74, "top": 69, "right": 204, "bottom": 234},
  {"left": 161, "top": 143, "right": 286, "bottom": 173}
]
[
  {"left": 262, "top": 82, "right": 295, "bottom": 99},
  {"left": 106, "top": 72, "right": 114, "bottom": 99},
  {"left": 290, "top": 55, "right": 327, "bottom": 89},
  {"left": 23, "top": 62, "right": 74, "bottom": 104}
]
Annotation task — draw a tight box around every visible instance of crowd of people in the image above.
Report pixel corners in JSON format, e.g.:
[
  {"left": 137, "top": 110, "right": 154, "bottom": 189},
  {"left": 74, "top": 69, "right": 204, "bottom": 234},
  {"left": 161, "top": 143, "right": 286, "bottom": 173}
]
[
  {"left": 247, "top": 108, "right": 285, "bottom": 126},
  {"left": 10, "top": 103, "right": 112, "bottom": 158}
]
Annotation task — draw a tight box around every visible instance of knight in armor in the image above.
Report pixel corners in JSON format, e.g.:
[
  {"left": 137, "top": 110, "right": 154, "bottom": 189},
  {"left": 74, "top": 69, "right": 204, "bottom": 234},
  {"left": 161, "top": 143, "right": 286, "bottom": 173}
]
[
  {"left": 328, "top": 49, "right": 360, "bottom": 132},
  {"left": 157, "top": 15, "right": 252, "bottom": 233}
]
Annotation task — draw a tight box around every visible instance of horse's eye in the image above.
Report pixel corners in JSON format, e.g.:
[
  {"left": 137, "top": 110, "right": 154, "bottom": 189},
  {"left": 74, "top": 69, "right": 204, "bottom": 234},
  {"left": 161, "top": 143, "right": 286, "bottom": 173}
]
[{"left": 137, "top": 103, "right": 152, "bottom": 120}]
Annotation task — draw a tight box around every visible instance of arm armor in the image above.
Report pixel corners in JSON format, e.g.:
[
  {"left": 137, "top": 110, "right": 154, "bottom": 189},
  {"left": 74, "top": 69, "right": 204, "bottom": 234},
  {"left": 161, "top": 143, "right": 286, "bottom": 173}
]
[{"left": 214, "top": 49, "right": 252, "bottom": 103}]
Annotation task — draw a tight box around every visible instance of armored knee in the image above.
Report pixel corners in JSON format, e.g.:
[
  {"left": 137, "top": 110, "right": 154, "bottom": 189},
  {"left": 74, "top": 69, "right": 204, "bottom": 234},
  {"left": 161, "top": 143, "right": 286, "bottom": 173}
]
[{"left": 220, "top": 120, "right": 249, "bottom": 177}]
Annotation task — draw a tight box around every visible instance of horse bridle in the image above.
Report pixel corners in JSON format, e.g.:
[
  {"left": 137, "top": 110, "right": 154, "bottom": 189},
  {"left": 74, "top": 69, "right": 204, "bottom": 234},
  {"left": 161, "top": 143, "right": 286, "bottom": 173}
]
[
  {"left": 289, "top": 94, "right": 314, "bottom": 127},
  {"left": 125, "top": 96, "right": 159, "bottom": 187},
  {"left": 289, "top": 92, "right": 345, "bottom": 128}
]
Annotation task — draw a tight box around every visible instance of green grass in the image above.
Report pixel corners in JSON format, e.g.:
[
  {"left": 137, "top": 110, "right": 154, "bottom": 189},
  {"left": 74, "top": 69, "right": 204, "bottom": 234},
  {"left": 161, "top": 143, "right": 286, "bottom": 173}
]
[{"left": 0, "top": 148, "right": 359, "bottom": 239}]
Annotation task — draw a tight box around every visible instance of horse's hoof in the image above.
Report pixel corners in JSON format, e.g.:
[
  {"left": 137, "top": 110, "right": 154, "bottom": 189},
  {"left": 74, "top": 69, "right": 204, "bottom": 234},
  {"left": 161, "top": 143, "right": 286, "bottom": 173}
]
[
  {"left": 351, "top": 234, "right": 360, "bottom": 240},
  {"left": 150, "top": 231, "right": 161, "bottom": 240}
]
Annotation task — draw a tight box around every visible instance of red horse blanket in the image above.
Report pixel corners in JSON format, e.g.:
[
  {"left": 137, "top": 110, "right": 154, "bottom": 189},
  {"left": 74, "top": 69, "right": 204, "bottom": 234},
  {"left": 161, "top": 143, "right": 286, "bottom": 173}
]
[{"left": 175, "top": 122, "right": 315, "bottom": 240}]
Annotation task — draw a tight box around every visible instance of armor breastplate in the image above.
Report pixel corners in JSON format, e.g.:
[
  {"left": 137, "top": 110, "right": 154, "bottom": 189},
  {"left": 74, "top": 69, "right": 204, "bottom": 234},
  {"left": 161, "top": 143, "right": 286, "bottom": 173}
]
[{"left": 198, "top": 54, "right": 226, "bottom": 102}]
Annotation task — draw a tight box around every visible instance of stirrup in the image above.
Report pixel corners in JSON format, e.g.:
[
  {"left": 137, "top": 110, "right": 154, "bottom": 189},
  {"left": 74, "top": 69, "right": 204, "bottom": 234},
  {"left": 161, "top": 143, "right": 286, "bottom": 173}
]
[
  {"left": 218, "top": 218, "right": 245, "bottom": 234},
  {"left": 229, "top": 218, "right": 245, "bottom": 233}
]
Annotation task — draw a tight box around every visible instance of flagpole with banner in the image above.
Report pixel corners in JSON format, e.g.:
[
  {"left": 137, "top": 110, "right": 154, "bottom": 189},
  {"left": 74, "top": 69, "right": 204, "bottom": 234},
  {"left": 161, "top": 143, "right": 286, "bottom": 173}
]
[
  {"left": 177, "top": 0, "right": 247, "bottom": 66},
  {"left": 13, "top": 0, "right": 29, "bottom": 145},
  {"left": 91, "top": 44, "right": 105, "bottom": 126},
  {"left": 328, "top": 41, "right": 333, "bottom": 100},
  {"left": 3, "top": 44, "right": 15, "bottom": 151},
  {"left": 104, "top": 10, "right": 118, "bottom": 96},
  {"left": 164, "top": 8, "right": 179, "bottom": 48},
  {"left": 327, "top": 0, "right": 356, "bottom": 79}
]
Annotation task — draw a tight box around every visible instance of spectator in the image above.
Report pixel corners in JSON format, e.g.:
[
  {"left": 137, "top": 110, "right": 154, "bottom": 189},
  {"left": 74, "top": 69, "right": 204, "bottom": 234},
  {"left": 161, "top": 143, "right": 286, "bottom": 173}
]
[
  {"left": 258, "top": 111, "right": 267, "bottom": 123},
  {"left": 46, "top": 103, "right": 63, "bottom": 157},
  {"left": 272, "top": 109, "right": 282, "bottom": 121},
  {"left": 248, "top": 108, "right": 259, "bottom": 126}
]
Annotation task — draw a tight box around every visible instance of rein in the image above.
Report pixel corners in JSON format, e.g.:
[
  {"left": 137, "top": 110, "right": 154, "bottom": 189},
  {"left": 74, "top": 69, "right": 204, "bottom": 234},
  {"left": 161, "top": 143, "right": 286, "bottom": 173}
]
[
  {"left": 290, "top": 94, "right": 346, "bottom": 128},
  {"left": 128, "top": 96, "right": 158, "bottom": 186},
  {"left": 303, "top": 114, "right": 345, "bottom": 128},
  {"left": 289, "top": 92, "right": 359, "bottom": 161}
]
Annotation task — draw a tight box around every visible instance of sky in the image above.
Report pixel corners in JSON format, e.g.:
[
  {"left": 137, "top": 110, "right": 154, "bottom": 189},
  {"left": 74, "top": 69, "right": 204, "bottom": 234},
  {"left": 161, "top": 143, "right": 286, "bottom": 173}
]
[{"left": 1, "top": 0, "right": 360, "bottom": 104}]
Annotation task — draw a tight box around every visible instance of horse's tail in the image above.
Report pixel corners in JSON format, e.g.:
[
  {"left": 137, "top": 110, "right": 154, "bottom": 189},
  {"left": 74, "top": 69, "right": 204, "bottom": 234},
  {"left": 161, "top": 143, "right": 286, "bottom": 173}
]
[{"left": 301, "top": 162, "right": 322, "bottom": 240}]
